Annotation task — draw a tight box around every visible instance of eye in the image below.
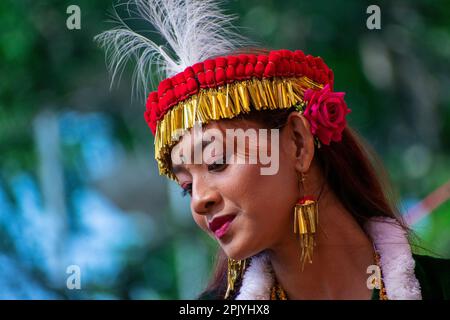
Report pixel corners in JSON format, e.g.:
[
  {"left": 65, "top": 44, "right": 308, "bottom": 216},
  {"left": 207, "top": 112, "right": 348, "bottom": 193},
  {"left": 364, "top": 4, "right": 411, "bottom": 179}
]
[
  {"left": 207, "top": 157, "right": 227, "bottom": 172},
  {"left": 180, "top": 183, "right": 192, "bottom": 197}
]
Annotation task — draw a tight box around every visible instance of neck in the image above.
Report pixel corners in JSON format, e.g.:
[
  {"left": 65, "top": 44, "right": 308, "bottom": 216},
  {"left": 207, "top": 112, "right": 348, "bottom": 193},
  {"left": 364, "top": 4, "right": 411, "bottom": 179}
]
[{"left": 267, "top": 187, "right": 376, "bottom": 299}]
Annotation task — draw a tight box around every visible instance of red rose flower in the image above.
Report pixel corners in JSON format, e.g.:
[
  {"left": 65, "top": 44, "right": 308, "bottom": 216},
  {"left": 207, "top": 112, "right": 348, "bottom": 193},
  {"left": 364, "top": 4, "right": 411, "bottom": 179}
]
[{"left": 303, "top": 84, "right": 351, "bottom": 145}]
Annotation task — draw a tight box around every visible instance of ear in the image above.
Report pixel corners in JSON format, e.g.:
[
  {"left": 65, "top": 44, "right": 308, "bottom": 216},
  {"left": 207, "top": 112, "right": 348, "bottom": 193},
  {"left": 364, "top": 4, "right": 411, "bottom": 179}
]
[{"left": 283, "top": 112, "right": 315, "bottom": 173}]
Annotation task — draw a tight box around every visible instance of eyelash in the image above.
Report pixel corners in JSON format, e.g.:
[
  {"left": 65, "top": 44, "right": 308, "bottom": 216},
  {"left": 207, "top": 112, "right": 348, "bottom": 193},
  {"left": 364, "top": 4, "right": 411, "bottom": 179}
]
[
  {"left": 207, "top": 159, "right": 227, "bottom": 172},
  {"left": 180, "top": 159, "right": 227, "bottom": 197},
  {"left": 181, "top": 185, "right": 192, "bottom": 197}
]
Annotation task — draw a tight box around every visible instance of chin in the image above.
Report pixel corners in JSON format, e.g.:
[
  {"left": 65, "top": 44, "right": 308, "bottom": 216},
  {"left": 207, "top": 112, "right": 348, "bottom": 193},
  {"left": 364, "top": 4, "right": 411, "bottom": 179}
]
[
  {"left": 222, "top": 245, "right": 247, "bottom": 261},
  {"left": 226, "top": 252, "right": 248, "bottom": 261},
  {"left": 223, "top": 242, "right": 261, "bottom": 261}
]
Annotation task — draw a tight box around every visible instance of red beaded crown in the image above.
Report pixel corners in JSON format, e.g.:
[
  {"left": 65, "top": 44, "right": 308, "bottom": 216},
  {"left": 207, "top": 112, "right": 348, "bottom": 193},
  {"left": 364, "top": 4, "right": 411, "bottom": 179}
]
[
  {"left": 95, "top": 1, "right": 349, "bottom": 180},
  {"left": 144, "top": 49, "right": 335, "bottom": 179}
]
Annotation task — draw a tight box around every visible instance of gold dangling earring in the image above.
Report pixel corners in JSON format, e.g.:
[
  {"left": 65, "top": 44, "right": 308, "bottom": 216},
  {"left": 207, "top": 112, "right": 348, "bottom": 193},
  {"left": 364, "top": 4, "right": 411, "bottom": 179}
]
[
  {"left": 293, "top": 172, "right": 319, "bottom": 270},
  {"left": 224, "top": 258, "right": 247, "bottom": 299}
]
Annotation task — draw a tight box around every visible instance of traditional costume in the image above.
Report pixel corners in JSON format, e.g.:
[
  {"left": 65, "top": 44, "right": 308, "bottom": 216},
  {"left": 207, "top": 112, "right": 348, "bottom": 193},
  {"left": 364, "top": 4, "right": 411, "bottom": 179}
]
[{"left": 95, "top": 0, "right": 450, "bottom": 300}]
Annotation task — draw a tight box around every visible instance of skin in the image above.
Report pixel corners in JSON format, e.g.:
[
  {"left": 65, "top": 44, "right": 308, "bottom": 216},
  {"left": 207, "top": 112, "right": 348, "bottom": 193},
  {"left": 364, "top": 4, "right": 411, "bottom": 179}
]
[{"left": 172, "top": 112, "right": 376, "bottom": 299}]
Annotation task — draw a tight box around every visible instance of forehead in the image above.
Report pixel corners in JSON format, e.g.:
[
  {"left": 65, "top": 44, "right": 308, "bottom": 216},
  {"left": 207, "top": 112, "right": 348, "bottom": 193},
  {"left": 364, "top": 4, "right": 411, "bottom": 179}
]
[
  {"left": 169, "top": 122, "right": 223, "bottom": 175},
  {"left": 175, "top": 117, "right": 264, "bottom": 146},
  {"left": 176, "top": 122, "right": 220, "bottom": 147},
  {"left": 169, "top": 117, "right": 267, "bottom": 172}
]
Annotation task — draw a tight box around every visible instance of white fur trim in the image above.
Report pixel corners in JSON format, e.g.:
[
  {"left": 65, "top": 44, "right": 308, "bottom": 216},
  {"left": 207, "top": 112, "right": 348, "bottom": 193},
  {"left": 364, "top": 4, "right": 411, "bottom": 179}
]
[
  {"left": 365, "top": 217, "right": 422, "bottom": 300},
  {"left": 236, "top": 217, "right": 422, "bottom": 300},
  {"left": 235, "top": 253, "right": 274, "bottom": 300}
]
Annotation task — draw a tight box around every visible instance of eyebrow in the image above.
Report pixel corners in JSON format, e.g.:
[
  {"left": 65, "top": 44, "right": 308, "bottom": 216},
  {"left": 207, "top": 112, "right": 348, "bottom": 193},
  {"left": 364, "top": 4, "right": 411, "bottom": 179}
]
[{"left": 171, "top": 139, "right": 215, "bottom": 174}]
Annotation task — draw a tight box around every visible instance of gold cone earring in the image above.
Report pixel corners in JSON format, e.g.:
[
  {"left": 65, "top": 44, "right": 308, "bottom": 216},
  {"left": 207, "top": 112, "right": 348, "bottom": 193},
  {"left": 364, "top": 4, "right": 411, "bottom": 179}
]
[
  {"left": 293, "top": 172, "right": 319, "bottom": 270},
  {"left": 224, "top": 258, "right": 247, "bottom": 299}
]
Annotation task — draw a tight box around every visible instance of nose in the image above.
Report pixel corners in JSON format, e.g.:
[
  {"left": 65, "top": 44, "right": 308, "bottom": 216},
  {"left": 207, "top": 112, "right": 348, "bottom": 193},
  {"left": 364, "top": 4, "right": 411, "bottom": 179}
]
[{"left": 191, "top": 179, "right": 221, "bottom": 215}]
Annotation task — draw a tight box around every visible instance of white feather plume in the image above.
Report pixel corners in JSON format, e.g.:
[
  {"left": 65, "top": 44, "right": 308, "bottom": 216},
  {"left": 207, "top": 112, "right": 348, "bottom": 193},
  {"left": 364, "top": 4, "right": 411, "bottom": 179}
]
[{"left": 94, "top": 0, "right": 251, "bottom": 100}]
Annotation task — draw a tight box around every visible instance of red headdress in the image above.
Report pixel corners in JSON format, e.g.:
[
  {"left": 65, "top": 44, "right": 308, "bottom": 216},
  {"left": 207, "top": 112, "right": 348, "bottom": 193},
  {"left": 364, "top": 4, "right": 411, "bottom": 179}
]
[{"left": 95, "top": 0, "right": 351, "bottom": 180}]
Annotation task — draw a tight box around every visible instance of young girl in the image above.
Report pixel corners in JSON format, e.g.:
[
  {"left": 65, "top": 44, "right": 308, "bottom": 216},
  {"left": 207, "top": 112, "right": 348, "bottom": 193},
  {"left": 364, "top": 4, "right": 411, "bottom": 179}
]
[{"left": 95, "top": 0, "right": 450, "bottom": 300}]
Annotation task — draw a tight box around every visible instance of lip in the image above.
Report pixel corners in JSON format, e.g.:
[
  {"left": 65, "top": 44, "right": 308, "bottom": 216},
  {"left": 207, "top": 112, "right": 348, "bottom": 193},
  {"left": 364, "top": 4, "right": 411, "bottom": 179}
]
[{"left": 208, "top": 214, "right": 236, "bottom": 239}]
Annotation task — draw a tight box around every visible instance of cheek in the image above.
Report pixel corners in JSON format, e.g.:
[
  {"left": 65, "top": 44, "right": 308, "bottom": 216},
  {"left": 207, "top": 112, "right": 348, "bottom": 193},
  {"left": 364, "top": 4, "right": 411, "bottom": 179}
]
[
  {"left": 254, "top": 172, "right": 297, "bottom": 223},
  {"left": 253, "top": 148, "right": 297, "bottom": 202},
  {"left": 235, "top": 158, "right": 298, "bottom": 230}
]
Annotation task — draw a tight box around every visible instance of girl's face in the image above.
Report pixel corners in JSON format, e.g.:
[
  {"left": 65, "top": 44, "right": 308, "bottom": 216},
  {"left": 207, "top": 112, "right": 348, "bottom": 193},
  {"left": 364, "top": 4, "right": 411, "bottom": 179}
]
[{"left": 172, "top": 115, "right": 314, "bottom": 260}]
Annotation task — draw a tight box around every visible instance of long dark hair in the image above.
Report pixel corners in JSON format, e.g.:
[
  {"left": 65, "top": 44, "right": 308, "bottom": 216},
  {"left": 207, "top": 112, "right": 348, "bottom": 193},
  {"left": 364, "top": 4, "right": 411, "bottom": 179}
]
[{"left": 198, "top": 107, "right": 410, "bottom": 299}]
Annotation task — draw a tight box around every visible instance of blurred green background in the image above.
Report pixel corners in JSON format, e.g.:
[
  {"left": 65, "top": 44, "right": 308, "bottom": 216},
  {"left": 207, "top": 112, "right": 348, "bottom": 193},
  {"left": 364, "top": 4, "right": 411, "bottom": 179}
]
[{"left": 0, "top": 0, "right": 449, "bottom": 299}]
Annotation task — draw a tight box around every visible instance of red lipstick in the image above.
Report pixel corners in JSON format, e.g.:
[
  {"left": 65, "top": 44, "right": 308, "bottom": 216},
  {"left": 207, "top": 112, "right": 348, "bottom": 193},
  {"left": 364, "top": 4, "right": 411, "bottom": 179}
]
[{"left": 208, "top": 214, "right": 236, "bottom": 239}]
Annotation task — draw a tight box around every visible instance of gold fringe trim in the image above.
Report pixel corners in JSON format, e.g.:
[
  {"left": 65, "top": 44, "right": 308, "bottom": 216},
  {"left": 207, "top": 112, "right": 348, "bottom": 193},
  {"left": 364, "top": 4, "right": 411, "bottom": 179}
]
[
  {"left": 225, "top": 258, "right": 247, "bottom": 299},
  {"left": 154, "top": 76, "right": 323, "bottom": 180},
  {"left": 294, "top": 199, "right": 318, "bottom": 270}
]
